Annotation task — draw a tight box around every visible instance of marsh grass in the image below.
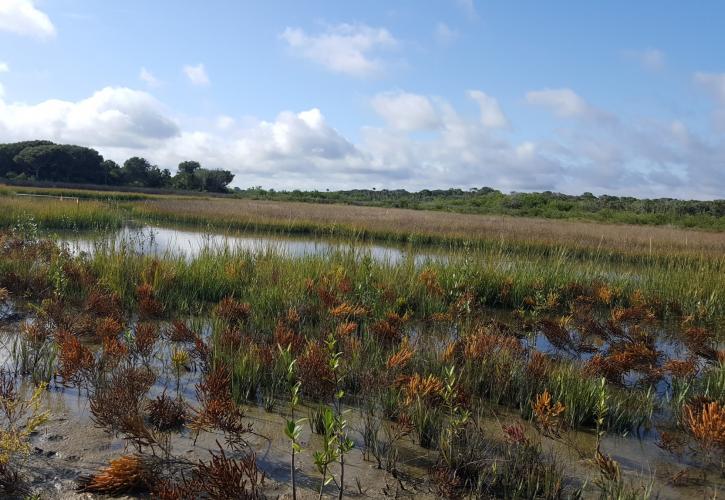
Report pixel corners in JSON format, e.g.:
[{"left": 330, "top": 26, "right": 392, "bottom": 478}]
[
  {"left": 0, "top": 219, "right": 723, "bottom": 497},
  {"left": 0, "top": 196, "right": 123, "bottom": 230}
]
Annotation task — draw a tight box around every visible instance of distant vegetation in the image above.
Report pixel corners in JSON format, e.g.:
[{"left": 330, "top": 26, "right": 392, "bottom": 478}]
[
  {"left": 2, "top": 140, "right": 724, "bottom": 230},
  {"left": 234, "top": 187, "right": 725, "bottom": 230},
  {"left": 0, "top": 141, "right": 234, "bottom": 193}
]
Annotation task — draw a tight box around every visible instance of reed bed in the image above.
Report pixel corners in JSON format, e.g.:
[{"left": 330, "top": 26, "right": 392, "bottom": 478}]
[
  {"left": 0, "top": 195, "right": 123, "bottom": 230},
  {"left": 132, "top": 197, "right": 725, "bottom": 256}
]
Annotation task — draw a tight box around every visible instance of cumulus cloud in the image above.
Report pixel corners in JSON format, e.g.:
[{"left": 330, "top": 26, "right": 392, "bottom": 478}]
[
  {"left": 281, "top": 24, "right": 397, "bottom": 77},
  {"left": 1, "top": 85, "right": 723, "bottom": 198},
  {"left": 139, "top": 67, "right": 161, "bottom": 88},
  {"left": 183, "top": 63, "right": 210, "bottom": 86},
  {"left": 525, "top": 88, "right": 591, "bottom": 118},
  {"left": 0, "top": 0, "right": 55, "bottom": 39},
  {"left": 0, "top": 62, "right": 8, "bottom": 73},
  {"left": 0, "top": 86, "right": 179, "bottom": 148},
  {"left": 467, "top": 90, "right": 508, "bottom": 128},
  {"left": 371, "top": 91, "right": 440, "bottom": 131},
  {"left": 624, "top": 48, "right": 665, "bottom": 71}
]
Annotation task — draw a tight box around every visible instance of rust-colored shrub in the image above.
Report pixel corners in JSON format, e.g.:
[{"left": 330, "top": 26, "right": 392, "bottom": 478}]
[
  {"left": 56, "top": 330, "right": 94, "bottom": 385},
  {"left": 147, "top": 391, "right": 186, "bottom": 431},
  {"left": 102, "top": 336, "right": 128, "bottom": 363},
  {"left": 89, "top": 367, "right": 156, "bottom": 449},
  {"left": 372, "top": 312, "right": 406, "bottom": 345},
  {"left": 463, "top": 328, "right": 523, "bottom": 361},
  {"left": 274, "top": 322, "right": 305, "bottom": 354},
  {"left": 84, "top": 289, "right": 123, "bottom": 320},
  {"left": 135, "top": 322, "right": 160, "bottom": 358},
  {"left": 213, "top": 297, "right": 251, "bottom": 325},
  {"left": 169, "top": 320, "right": 197, "bottom": 343},
  {"left": 296, "top": 342, "right": 334, "bottom": 400},
  {"left": 136, "top": 283, "right": 163, "bottom": 319},
  {"left": 96, "top": 316, "right": 124, "bottom": 339},
  {"left": 191, "top": 366, "right": 251, "bottom": 442}
]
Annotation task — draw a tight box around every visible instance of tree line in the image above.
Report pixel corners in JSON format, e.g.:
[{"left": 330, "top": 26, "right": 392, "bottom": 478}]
[{"left": 0, "top": 141, "right": 234, "bottom": 193}]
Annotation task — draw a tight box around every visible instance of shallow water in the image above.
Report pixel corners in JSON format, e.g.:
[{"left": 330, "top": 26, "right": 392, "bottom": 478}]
[
  {"left": 1, "top": 310, "right": 722, "bottom": 499},
  {"left": 56, "top": 224, "right": 445, "bottom": 266}
]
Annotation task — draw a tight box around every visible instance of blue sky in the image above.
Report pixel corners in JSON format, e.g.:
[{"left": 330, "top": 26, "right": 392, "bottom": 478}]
[{"left": 1, "top": 0, "right": 724, "bottom": 198}]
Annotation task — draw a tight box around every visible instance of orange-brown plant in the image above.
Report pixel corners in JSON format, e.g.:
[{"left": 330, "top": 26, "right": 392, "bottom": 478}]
[
  {"left": 532, "top": 390, "right": 566, "bottom": 437},
  {"left": 77, "top": 455, "right": 151, "bottom": 495},
  {"left": 56, "top": 330, "right": 94, "bottom": 385},
  {"left": 213, "top": 297, "right": 251, "bottom": 325},
  {"left": 683, "top": 401, "right": 725, "bottom": 452},
  {"left": 136, "top": 283, "right": 163, "bottom": 319},
  {"left": 296, "top": 342, "right": 334, "bottom": 401}
]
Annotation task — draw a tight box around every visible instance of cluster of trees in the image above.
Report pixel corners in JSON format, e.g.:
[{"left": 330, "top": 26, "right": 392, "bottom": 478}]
[{"left": 0, "top": 141, "right": 234, "bottom": 193}]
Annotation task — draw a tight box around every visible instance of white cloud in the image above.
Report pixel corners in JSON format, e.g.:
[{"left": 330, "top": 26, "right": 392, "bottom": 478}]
[
  {"left": 139, "top": 67, "right": 161, "bottom": 88},
  {"left": 281, "top": 24, "right": 397, "bottom": 77},
  {"left": 434, "top": 22, "right": 458, "bottom": 45},
  {"left": 0, "top": 62, "right": 8, "bottom": 73},
  {"left": 1, "top": 85, "right": 723, "bottom": 198},
  {"left": 0, "top": 0, "right": 55, "bottom": 39},
  {"left": 467, "top": 90, "right": 508, "bottom": 128},
  {"left": 695, "top": 72, "right": 725, "bottom": 131},
  {"left": 371, "top": 91, "right": 440, "bottom": 131},
  {"left": 0, "top": 83, "right": 4, "bottom": 99},
  {"left": 0, "top": 86, "right": 179, "bottom": 148},
  {"left": 525, "top": 88, "right": 591, "bottom": 118},
  {"left": 183, "top": 63, "right": 210, "bottom": 86},
  {"left": 625, "top": 48, "right": 665, "bottom": 71}
]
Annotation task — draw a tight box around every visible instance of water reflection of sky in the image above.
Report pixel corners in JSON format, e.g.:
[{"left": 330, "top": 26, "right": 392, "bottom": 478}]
[{"left": 59, "top": 225, "right": 444, "bottom": 266}]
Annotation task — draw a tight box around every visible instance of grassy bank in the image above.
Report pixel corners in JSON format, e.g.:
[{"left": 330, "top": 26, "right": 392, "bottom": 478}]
[{"left": 0, "top": 195, "right": 124, "bottom": 230}]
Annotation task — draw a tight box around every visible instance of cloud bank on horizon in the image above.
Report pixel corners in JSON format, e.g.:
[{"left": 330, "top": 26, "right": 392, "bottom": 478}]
[{"left": 0, "top": 0, "right": 724, "bottom": 199}]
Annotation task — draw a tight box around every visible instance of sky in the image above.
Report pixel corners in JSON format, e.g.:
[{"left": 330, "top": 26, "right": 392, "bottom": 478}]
[{"left": 0, "top": 0, "right": 724, "bottom": 199}]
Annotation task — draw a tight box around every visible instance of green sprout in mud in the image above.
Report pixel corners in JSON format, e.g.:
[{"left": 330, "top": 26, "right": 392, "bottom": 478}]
[
  {"left": 280, "top": 345, "right": 305, "bottom": 500},
  {"left": 311, "top": 334, "right": 354, "bottom": 500}
]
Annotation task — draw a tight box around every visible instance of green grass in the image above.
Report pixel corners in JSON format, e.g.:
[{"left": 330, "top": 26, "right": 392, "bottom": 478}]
[{"left": 0, "top": 196, "right": 124, "bottom": 230}]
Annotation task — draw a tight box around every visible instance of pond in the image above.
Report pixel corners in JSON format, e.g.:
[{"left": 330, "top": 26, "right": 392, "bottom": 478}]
[{"left": 56, "top": 224, "right": 446, "bottom": 265}]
